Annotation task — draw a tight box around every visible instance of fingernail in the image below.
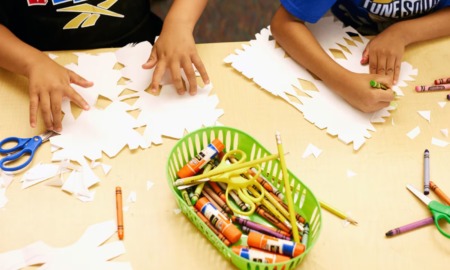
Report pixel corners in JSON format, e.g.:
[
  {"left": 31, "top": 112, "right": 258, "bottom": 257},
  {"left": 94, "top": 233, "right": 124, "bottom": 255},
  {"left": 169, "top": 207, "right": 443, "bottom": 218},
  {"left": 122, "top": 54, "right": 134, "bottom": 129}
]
[
  {"left": 84, "top": 104, "right": 90, "bottom": 110},
  {"left": 151, "top": 87, "right": 157, "bottom": 93}
]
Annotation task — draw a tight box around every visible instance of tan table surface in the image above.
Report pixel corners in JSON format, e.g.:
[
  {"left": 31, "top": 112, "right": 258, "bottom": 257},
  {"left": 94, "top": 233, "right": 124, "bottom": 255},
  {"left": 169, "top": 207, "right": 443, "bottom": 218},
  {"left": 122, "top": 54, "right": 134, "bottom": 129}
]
[{"left": 0, "top": 39, "right": 449, "bottom": 270}]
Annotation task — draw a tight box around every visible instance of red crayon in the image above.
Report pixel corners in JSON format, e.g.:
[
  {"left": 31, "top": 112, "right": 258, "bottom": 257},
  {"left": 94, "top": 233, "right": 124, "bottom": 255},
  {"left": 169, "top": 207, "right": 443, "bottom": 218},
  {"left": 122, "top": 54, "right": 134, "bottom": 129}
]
[
  {"left": 434, "top": 77, "right": 450, "bottom": 85},
  {"left": 415, "top": 84, "right": 450, "bottom": 92}
]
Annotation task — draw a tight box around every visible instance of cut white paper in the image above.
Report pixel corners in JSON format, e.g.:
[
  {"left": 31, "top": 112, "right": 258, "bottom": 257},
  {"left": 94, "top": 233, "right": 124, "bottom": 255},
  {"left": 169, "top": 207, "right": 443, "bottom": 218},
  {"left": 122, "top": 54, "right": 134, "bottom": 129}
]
[
  {"left": 0, "top": 220, "right": 131, "bottom": 270},
  {"left": 441, "top": 128, "right": 449, "bottom": 137},
  {"left": 347, "top": 170, "right": 357, "bottom": 178},
  {"left": 100, "top": 163, "right": 112, "bottom": 175},
  {"left": 0, "top": 171, "right": 14, "bottom": 208},
  {"left": 126, "top": 191, "right": 137, "bottom": 203},
  {"left": 20, "top": 163, "right": 62, "bottom": 189},
  {"left": 417, "top": 110, "right": 431, "bottom": 122},
  {"left": 146, "top": 180, "right": 154, "bottom": 191},
  {"left": 224, "top": 16, "right": 417, "bottom": 150},
  {"left": 302, "top": 143, "right": 322, "bottom": 158},
  {"left": 407, "top": 126, "right": 421, "bottom": 140},
  {"left": 431, "top": 137, "right": 449, "bottom": 147},
  {"left": 438, "top": 101, "right": 447, "bottom": 108}
]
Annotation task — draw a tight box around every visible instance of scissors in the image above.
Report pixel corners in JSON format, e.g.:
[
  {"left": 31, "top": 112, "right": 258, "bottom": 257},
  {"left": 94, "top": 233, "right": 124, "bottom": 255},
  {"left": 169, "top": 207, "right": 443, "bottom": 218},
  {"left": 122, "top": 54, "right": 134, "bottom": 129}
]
[
  {"left": 406, "top": 184, "right": 450, "bottom": 238},
  {"left": 0, "top": 131, "right": 57, "bottom": 172},
  {"left": 177, "top": 149, "right": 272, "bottom": 216}
]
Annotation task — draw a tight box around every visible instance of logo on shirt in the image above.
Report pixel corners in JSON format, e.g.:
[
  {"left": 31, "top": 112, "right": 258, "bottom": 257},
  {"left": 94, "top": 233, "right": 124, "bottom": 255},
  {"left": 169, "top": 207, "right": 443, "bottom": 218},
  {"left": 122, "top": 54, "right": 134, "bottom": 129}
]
[
  {"left": 27, "top": 0, "right": 124, "bottom": 29},
  {"left": 363, "top": 0, "right": 440, "bottom": 18}
]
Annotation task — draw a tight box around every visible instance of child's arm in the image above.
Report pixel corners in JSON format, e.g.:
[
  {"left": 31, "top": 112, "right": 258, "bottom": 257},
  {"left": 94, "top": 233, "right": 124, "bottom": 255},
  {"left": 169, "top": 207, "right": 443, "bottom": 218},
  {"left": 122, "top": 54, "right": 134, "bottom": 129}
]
[
  {"left": 144, "top": 0, "right": 209, "bottom": 95},
  {"left": 0, "top": 24, "right": 92, "bottom": 132},
  {"left": 361, "top": 7, "right": 450, "bottom": 84},
  {"left": 270, "top": 6, "right": 395, "bottom": 113}
]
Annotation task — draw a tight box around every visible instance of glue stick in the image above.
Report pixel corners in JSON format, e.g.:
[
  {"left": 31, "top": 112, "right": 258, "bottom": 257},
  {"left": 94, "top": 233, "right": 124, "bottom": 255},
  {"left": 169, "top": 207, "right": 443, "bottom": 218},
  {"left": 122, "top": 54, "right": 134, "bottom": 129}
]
[
  {"left": 231, "top": 246, "right": 290, "bottom": 263},
  {"left": 247, "top": 231, "right": 305, "bottom": 258},
  {"left": 195, "top": 197, "right": 242, "bottom": 244},
  {"left": 177, "top": 139, "right": 225, "bottom": 178}
]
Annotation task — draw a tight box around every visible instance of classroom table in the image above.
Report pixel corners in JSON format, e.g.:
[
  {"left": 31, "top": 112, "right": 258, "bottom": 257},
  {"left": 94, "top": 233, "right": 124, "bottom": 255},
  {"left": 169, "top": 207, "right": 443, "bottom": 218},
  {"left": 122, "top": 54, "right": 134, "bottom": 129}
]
[{"left": 0, "top": 37, "right": 449, "bottom": 270}]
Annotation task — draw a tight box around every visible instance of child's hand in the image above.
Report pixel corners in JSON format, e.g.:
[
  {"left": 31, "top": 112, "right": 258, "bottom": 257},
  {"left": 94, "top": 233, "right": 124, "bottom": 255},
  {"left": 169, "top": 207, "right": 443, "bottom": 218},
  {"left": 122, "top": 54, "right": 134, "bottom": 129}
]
[
  {"left": 332, "top": 73, "right": 395, "bottom": 113},
  {"left": 143, "top": 24, "right": 209, "bottom": 95},
  {"left": 27, "top": 58, "right": 92, "bottom": 132},
  {"left": 360, "top": 28, "right": 406, "bottom": 85}
]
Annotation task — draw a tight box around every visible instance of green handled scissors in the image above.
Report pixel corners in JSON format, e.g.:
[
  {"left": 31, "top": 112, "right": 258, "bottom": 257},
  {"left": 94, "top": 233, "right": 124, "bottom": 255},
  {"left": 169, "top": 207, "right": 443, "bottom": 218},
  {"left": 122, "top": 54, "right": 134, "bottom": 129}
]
[
  {"left": 176, "top": 149, "right": 277, "bottom": 215},
  {"left": 406, "top": 184, "right": 450, "bottom": 238}
]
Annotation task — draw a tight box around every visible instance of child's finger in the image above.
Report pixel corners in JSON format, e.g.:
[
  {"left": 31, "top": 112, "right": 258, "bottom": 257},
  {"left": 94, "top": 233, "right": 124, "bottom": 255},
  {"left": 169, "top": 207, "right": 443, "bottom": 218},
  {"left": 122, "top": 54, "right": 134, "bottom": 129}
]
[
  {"left": 67, "top": 86, "right": 90, "bottom": 111},
  {"left": 192, "top": 54, "right": 210, "bottom": 85},
  {"left": 50, "top": 92, "right": 63, "bottom": 132},
  {"left": 143, "top": 48, "right": 158, "bottom": 69},
  {"left": 29, "top": 91, "right": 39, "bottom": 128},
  {"left": 181, "top": 60, "right": 197, "bottom": 95},
  {"left": 39, "top": 92, "right": 53, "bottom": 131},
  {"left": 150, "top": 60, "right": 166, "bottom": 94},
  {"left": 361, "top": 47, "right": 369, "bottom": 65},
  {"left": 170, "top": 64, "right": 185, "bottom": 95},
  {"left": 69, "top": 71, "right": 93, "bottom": 88}
]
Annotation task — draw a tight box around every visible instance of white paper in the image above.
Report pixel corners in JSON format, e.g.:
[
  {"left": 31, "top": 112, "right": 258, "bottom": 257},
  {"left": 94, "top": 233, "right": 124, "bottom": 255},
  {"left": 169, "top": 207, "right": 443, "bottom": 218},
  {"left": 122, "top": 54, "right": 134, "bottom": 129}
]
[
  {"left": 417, "top": 110, "right": 431, "bottom": 122},
  {"left": 224, "top": 16, "right": 418, "bottom": 150},
  {"left": 431, "top": 137, "right": 449, "bottom": 147},
  {"left": 406, "top": 126, "right": 421, "bottom": 139}
]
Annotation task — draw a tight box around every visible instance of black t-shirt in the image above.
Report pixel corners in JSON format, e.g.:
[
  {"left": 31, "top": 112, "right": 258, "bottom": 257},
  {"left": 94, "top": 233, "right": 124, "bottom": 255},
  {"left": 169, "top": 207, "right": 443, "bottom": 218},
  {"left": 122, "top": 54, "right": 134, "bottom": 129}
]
[{"left": 0, "top": 0, "right": 163, "bottom": 51}]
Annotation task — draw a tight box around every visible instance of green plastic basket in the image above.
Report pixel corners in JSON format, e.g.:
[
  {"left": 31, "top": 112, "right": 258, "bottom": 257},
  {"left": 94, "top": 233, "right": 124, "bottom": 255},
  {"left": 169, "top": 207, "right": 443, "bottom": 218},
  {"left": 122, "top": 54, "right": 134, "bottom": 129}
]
[{"left": 166, "top": 126, "right": 321, "bottom": 270}]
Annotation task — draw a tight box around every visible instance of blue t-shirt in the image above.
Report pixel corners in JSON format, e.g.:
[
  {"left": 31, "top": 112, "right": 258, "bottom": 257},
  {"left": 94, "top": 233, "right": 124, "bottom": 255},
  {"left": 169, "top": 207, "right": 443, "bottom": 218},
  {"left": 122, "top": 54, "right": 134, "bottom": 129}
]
[{"left": 280, "top": 0, "right": 450, "bottom": 34}]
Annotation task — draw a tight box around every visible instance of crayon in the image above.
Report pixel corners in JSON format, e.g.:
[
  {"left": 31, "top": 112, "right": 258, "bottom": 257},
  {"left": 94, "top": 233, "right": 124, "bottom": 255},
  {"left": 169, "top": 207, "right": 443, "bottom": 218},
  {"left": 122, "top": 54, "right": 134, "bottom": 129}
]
[
  {"left": 249, "top": 168, "right": 284, "bottom": 200},
  {"left": 195, "top": 197, "right": 242, "bottom": 243},
  {"left": 370, "top": 80, "right": 388, "bottom": 90},
  {"left": 447, "top": 94, "right": 450, "bottom": 101},
  {"left": 202, "top": 191, "right": 229, "bottom": 218},
  {"left": 115, "top": 186, "right": 124, "bottom": 240},
  {"left": 218, "top": 182, "right": 249, "bottom": 212},
  {"left": 430, "top": 181, "right": 450, "bottom": 205},
  {"left": 385, "top": 217, "right": 434, "bottom": 237},
  {"left": 241, "top": 225, "right": 292, "bottom": 241},
  {"left": 203, "top": 184, "right": 233, "bottom": 215},
  {"left": 255, "top": 205, "right": 291, "bottom": 234},
  {"left": 231, "top": 246, "right": 290, "bottom": 263},
  {"left": 209, "top": 181, "right": 226, "bottom": 202},
  {"left": 247, "top": 231, "right": 305, "bottom": 257},
  {"left": 434, "top": 77, "right": 450, "bottom": 85},
  {"left": 269, "top": 192, "right": 306, "bottom": 224},
  {"left": 415, "top": 84, "right": 450, "bottom": 92},
  {"left": 301, "top": 223, "right": 309, "bottom": 248},
  {"left": 424, "top": 149, "right": 430, "bottom": 195},
  {"left": 192, "top": 206, "right": 231, "bottom": 246},
  {"left": 232, "top": 216, "right": 292, "bottom": 240},
  {"left": 190, "top": 161, "right": 215, "bottom": 205},
  {"left": 177, "top": 139, "right": 224, "bottom": 178}
]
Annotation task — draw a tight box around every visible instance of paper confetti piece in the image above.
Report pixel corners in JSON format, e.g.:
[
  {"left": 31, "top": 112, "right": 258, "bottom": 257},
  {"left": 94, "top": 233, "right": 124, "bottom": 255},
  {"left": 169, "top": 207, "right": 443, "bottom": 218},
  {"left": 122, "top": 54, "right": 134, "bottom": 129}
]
[{"left": 407, "top": 126, "right": 421, "bottom": 139}]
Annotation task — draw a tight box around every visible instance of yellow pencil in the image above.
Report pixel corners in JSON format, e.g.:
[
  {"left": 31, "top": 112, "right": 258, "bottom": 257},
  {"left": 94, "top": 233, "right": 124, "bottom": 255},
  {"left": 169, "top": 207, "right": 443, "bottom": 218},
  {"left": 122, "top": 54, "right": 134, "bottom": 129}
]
[
  {"left": 320, "top": 200, "right": 358, "bottom": 225},
  {"left": 275, "top": 132, "right": 300, "bottom": 243}
]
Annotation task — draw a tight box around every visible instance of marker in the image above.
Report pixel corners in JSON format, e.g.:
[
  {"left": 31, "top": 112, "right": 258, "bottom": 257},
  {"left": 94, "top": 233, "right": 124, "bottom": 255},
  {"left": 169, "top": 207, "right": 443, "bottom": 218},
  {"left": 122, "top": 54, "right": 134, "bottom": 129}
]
[
  {"left": 177, "top": 139, "right": 224, "bottom": 178},
  {"left": 247, "top": 231, "right": 305, "bottom": 257},
  {"left": 370, "top": 80, "right": 388, "bottom": 90},
  {"left": 434, "top": 77, "right": 450, "bottom": 85},
  {"left": 115, "top": 186, "right": 124, "bottom": 240},
  {"left": 195, "top": 197, "right": 242, "bottom": 243},
  {"left": 424, "top": 149, "right": 430, "bottom": 195},
  {"left": 385, "top": 217, "right": 434, "bottom": 237},
  {"left": 231, "top": 246, "right": 291, "bottom": 263},
  {"left": 415, "top": 84, "right": 450, "bottom": 92},
  {"left": 430, "top": 181, "right": 450, "bottom": 205}
]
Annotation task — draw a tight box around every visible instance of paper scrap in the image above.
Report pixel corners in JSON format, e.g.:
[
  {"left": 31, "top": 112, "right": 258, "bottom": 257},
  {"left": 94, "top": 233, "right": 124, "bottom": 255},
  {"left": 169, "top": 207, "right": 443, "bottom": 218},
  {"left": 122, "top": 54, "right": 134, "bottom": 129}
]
[
  {"left": 347, "top": 170, "right": 357, "bottom": 178},
  {"left": 302, "top": 143, "right": 322, "bottom": 158},
  {"left": 407, "top": 126, "right": 421, "bottom": 139},
  {"left": 173, "top": 208, "right": 182, "bottom": 215},
  {"left": 20, "top": 163, "right": 62, "bottom": 189},
  {"left": 126, "top": 191, "right": 137, "bottom": 203},
  {"left": 0, "top": 220, "right": 132, "bottom": 270},
  {"left": 438, "top": 101, "right": 447, "bottom": 108},
  {"left": 100, "top": 163, "right": 112, "bottom": 175},
  {"left": 417, "top": 110, "right": 431, "bottom": 122},
  {"left": 432, "top": 137, "right": 449, "bottom": 147},
  {"left": 146, "top": 180, "right": 154, "bottom": 191},
  {"left": 441, "top": 128, "right": 448, "bottom": 137},
  {"left": 224, "top": 16, "right": 417, "bottom": 150},
  {"left": 0, "top": 171, "right": 14, "bottom": 208}
]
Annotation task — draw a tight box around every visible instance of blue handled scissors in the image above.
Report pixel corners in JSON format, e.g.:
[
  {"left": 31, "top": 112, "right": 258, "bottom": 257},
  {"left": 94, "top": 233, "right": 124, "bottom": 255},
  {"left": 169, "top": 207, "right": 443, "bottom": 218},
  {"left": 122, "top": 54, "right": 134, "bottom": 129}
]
[
  {"left": 176, "top": 150, "right": 279, "bottom": 215},
  {"left": 406, "top": 184, "right": 450, "bottom": 238},
  {"left": 0, "top": 131, "right": 57, "bottom": 172}
]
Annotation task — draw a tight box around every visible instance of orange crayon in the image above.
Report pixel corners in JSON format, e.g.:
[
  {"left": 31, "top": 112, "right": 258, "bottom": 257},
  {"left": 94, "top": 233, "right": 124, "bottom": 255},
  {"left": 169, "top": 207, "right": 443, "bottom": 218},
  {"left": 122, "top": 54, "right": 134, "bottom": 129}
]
[
  {"left": 209, "top": 181, "right": 226, "bottom": 202},
  {"left": 232, "top": 246, "right": 290, "bottom": 263},
  {"left": 255, "top": 205, "right": 291, "bottom": 234},
  {"left": 430, "top": 181, "right": 450, "bottom": 205},
  {"left": 115, "top": 186, "right": 124, "bottom": 240},
  {"left": 195, "top": 197, "right": 242, "bottom": 244},
  {"left": 177, "top": 139, "right": 224, "bottom": 178},
  {"left": 247, "top": 231, "right": 305, "bottom": 258}
]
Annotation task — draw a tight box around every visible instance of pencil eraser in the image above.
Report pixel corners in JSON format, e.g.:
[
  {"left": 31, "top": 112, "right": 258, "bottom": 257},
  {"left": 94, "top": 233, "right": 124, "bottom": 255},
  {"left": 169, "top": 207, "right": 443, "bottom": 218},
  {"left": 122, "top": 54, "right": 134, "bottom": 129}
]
[{"left": 415, "top": 86, "right": 422, "bottom": 92}]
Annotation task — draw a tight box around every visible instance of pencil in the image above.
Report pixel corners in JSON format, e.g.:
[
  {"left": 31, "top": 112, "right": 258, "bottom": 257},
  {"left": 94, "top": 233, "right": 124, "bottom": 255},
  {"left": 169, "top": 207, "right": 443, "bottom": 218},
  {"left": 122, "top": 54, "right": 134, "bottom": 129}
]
[
  {"left": 116, "top": 186, "right": 124, "bottom": 240},
  {"left": 320, "top": 200, "right": 358, "bottom": 225},
  {"left": 275, "top": 132, "right": 300, "bottom": 243}
]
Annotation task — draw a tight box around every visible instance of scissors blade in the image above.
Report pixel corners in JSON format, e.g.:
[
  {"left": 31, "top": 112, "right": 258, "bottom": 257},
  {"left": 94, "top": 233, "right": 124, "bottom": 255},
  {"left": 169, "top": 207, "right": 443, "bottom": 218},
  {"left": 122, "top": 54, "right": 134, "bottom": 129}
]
[
  {"left": 176, "top": 178, "right": 210, "bottom": 190},
  {"left": 39, "top": 131, "right": 58, "bottom": 142},
  {"left": 406, "top": 184, "right": 432, "bottom": 205}
]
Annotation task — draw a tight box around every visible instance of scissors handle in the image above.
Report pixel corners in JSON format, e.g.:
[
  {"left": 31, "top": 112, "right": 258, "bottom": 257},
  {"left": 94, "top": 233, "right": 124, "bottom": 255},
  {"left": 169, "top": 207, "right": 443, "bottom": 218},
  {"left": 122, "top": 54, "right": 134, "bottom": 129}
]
[
  {"left": 429, "top": 201, "right": 450, "bottom": 238},
  {"left": 0, "top": 136, "right": 42, "bottom": 171}
]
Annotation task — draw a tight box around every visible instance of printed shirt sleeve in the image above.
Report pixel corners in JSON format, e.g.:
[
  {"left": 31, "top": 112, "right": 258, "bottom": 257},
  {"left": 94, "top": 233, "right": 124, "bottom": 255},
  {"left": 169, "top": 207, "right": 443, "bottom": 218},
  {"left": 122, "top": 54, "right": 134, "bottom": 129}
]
[
  {"left": 280, "top": 0, "right": 336, "bottom": 23},
  {"left": 436, "top": 0, "right": 450, "bottom": 8}
]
